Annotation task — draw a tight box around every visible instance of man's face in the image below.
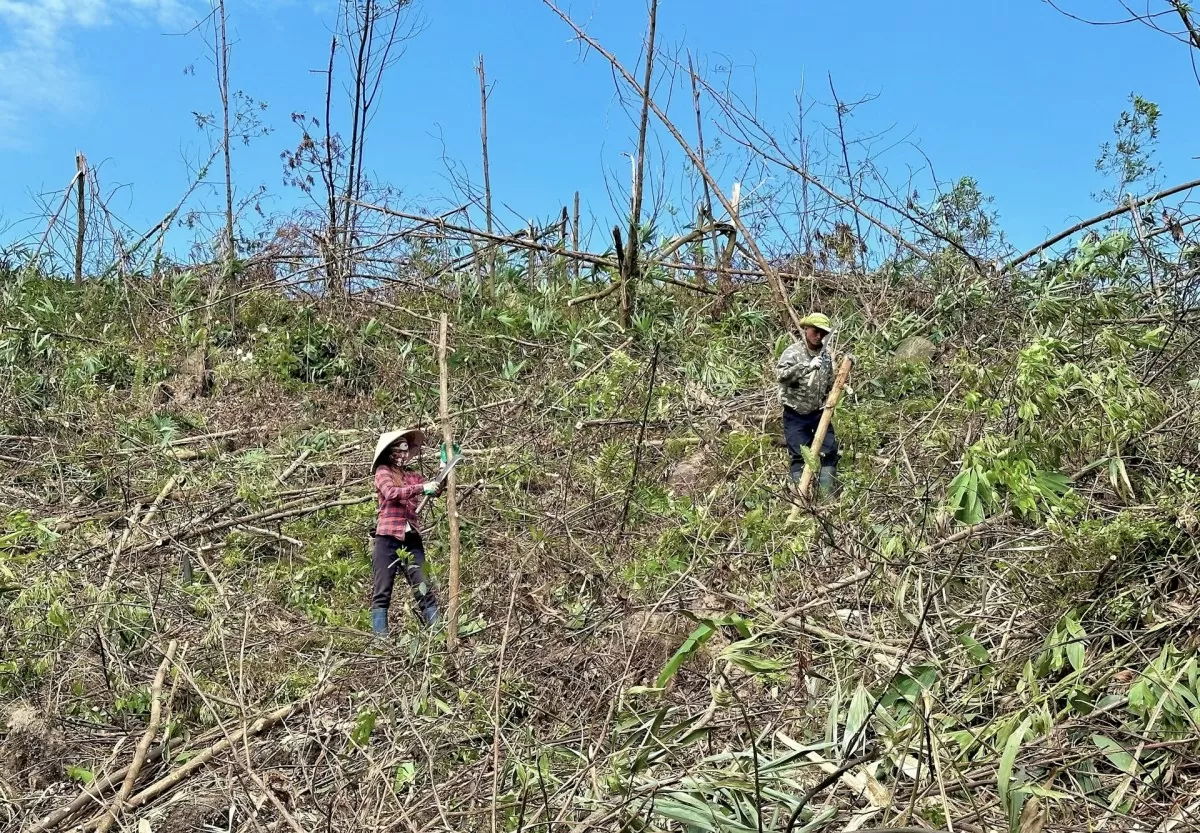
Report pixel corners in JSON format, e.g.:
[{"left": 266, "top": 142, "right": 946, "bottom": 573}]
[{"left": 804, "top": 326, "right": 826, "bottom": 349}]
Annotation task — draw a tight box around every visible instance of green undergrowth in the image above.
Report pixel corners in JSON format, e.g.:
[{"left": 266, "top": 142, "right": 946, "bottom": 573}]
[{"left": 3, "top": 231, "right": 1200, "bottom": 831}]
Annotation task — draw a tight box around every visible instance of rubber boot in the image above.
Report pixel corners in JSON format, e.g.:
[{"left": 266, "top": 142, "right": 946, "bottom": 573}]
[
  {"left": 420, "top": 601, "right": 439, "bottom": 628},
  {"left": 818, "top": 465, "right": 840, "bottom": 498},
  {"left": 370, "top": 607, "right": 388, "bottom": 636}
]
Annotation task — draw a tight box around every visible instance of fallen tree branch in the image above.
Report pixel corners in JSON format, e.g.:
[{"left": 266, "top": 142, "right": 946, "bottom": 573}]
[
  {"left": 130, "top": 494, "right": 370, "bottom": 555},
  {"left": 94, "top": 639, "right": 179, "bottom": 833},
  {"left": 113, "top": 683, "right": 338, "bottom": 816},
  {"left": 1008, "top": 177, "right": 1200, "bottom": 269}
]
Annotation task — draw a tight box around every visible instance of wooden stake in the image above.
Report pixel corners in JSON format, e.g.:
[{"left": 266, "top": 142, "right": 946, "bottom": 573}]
[
  {"left": 74, "top": 153, "right": 87, "bottom": 285},
  {"left": 559, "top": 205, "right": 569, "bottom": 275},
  {"left": 438, "top": 313, "right": 462, "bottom": 653},
  {"left": 687, "top": 52, "right": 718, "bottom": 290},
  {"left": 28, "top": 171, "right": 85, "bottom": 272},
  {"left": 790, "top": 355, "right": 854, "bottom": 518}
]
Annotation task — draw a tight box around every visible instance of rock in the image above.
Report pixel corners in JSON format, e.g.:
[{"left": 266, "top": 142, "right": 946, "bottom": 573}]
[
  {"left": 150, "top": 380, "right": 173, "bottom": 405},
  {"left": 158, "top": 793, "right": 226, "bottom": 833},
  {"left": 1, "top": 704, "right": 65, "bottom": 790},
  {"left": 893, "top": 336, "right": 937, "bottom": 365},
  {"left": 667, "top": 449, "right": 710, "bottom": 496},
  {"left": 173, "top": 346, "right": 211, "bottom": 404}
]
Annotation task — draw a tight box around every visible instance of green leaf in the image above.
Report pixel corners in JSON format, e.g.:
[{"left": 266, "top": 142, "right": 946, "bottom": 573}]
[
  {"left": 1065, "top": 641, "right": 1085, "bottom": 674},
  {"left": 959, "top": 633, "right": 991, "bottom": 665},
  {"left": 947, "top": 465, "right": 989, "bottom": 524},
  {"left": 999, "top": 716, "right": 1032, "bottom": 830},
  {"left": 1018, "top": 784, "right": 1071, "bottom": 800},
  {"left": 1128, "top": 680, "right": 1148, "bottom": 712},
  {"left": 1032, "top": 469, "right": 1071, "bottom": 501},
  {"left": 350, "top": 709, "right": 376, "bottom": 748},
  {"left": 843, "top": 684, "right": 873, "bottom": 754},
  {"left": 1092, "top": 734, "right": 1136, "bottom": 774},
  {"left": 392, "top": 761, "right": 416, "bottom": 793},
  {"left": 459, "top": 617, "right": 487, "bottom": 636},
  {"left": 825, "top": 683, "right": 842, "bottom": 747},
  {"left": 655, "top": 621, "right": 716, "bottom": 689},
  {"left": 66, "top": 765, "right": 94, "bottom": 784},
  {"left": 720, "top": 639, "right": 788, "bottom": 676}
]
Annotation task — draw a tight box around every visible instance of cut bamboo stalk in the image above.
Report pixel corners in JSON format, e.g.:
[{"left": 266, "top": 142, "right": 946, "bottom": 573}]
[
  {"left": 438, "top": 313, "right": 462, "bottom": 653},
  {"left": 572, "top": 190, "right": 581, "bottom": 282},
  {"left": 789, "top": 356, "right": 854, "bottom": 522}
]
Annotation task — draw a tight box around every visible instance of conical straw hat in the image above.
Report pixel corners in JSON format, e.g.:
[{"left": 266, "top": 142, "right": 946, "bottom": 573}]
[{"left": 372, "top": 427, "right": 426, "bottom": 470}]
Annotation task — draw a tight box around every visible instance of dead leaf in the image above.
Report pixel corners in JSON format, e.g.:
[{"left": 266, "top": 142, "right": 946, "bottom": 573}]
[{"left": 1018, "top": 795, "right": 1045, "bottom": 833}]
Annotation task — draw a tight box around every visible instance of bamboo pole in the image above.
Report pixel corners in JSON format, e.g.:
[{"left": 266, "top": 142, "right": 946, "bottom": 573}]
[
  {"left": 526, "top": 221, "right": 537, "bottom": 290},
  {"left": 790, "top": 356, "right": 854, "bottom": 519},
  {"left": 438, "top": 313, "right": 462, "bottom": 652}
]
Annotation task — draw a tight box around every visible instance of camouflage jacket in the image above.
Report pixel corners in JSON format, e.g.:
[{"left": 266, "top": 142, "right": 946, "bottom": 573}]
[{"left": 776, "top": 341, "right": 833, "bottom": 415}]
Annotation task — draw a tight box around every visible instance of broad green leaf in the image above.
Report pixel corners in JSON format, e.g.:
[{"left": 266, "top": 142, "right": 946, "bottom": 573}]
[
  {"left": 826, "top": 683, "right": 842, "bottom": 747},
  {"left": 720, "top": 640, "right": 788, "bottom": 676},
  {"left": 1033, "top": 469, "right": 1071, "bottom": 502},
  {"left": 844, "top": 684, "right": 873, "bottom": 754},
  {"left": 66, "top": 765, "right": 94, "bottom": 784},
  {"left": 1065, "top": 641, "right": 1085, "bottom": 674},
  {"left": 1128, "top": 680, "right": 1148, "bottom": 712},
  {"left": 1018, "top": 784, "right": 1071, "bottom": 800},
  {"left": 392, "top": 761, "right": 416, "bottom": 793},
  {"left": 1092, "top": 734, "right": 1135, "bottom": 774},
  {"left": 959, "top": 633, "right": 991, "bottom": 665},
  {"left": 655, "top": 621, "right": 716, "bottom": 689},
  {"left": 999, "top": 716, "right": 1032, "bottom": 830}
]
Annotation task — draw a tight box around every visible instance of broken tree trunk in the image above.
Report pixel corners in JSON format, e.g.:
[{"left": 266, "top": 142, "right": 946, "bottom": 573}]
[{"left": 74, "top": 153, "right": 87, "bottom": 285}]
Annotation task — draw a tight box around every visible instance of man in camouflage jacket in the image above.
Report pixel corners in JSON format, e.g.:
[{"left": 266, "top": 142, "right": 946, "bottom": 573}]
[{"left": 776, "top": 312, "right": 840, "bottom": 494}]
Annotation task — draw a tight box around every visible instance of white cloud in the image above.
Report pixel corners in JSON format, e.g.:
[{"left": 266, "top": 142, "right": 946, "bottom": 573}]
[{"left": 0, "top": 0, "right": 191, "bottom": 148}]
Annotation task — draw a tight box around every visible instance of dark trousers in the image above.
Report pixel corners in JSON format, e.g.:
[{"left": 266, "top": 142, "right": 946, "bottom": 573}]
[
  {"left": 371, "top": 531, "right": 437, "bottom": 619},
  {"left": 783, "top": 406, "right": 839, "bottom": 481}
]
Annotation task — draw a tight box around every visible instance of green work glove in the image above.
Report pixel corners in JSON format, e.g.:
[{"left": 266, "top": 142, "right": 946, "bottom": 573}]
[{"left": 423, "top": 482, "right": 441, "bottom": 496}]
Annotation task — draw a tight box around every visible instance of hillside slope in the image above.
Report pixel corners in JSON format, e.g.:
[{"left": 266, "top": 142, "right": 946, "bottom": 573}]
[{"left": 2, "top": 240, "right": 1199, "bottom": 832}]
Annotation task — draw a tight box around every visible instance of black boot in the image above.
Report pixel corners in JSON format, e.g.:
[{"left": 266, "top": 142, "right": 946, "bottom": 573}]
[{"left": 818, "top": 465, "right": 840, "bottom": 498}]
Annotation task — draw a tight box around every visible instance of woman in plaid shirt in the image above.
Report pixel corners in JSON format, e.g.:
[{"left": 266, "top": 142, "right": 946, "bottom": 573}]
[{"left": 369, "top": 428, "right": 443, "bottom": 635}]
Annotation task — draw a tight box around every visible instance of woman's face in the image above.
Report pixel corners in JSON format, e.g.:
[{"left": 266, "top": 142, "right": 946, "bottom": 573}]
[{"left": 390, "top": 439, "right": 418, "bottom": 467}]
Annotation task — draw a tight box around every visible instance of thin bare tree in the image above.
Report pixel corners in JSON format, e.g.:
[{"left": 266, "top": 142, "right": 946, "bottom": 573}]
[
  {"left": 478, "top": 54, "right": 496, "bottom": 290},
  {"left": 621, "top": 0, "right": 659, "bottom": 328}
]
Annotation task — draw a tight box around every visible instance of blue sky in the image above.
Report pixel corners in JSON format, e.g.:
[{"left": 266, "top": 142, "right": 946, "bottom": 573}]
[{"left": 1, "top": 0, "right": 1198, "bottom": 259}]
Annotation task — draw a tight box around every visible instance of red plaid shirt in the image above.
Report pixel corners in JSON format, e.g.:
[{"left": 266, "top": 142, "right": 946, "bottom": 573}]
[{"left": 374, "top": 465, "right": 425, "bottom": 538}]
